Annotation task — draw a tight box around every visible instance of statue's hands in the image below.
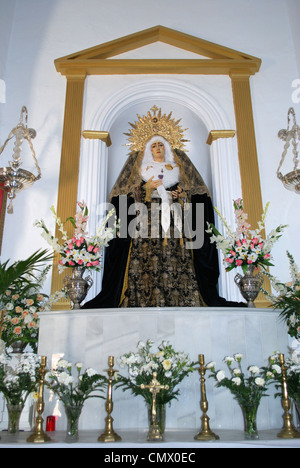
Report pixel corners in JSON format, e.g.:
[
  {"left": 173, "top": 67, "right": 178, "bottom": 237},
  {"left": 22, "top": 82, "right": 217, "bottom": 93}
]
[
  {"left": 146, "top": 176, "right": 163, "bottom": 189},
  {"left": 172, "top": 185, "right": 184, "bottom": 199}
]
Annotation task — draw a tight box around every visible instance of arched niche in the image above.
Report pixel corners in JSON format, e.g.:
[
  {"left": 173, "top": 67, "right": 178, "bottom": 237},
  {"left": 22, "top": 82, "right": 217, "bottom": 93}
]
[{"left": 77, "top": 79, "right": 243, "bottom": 303}]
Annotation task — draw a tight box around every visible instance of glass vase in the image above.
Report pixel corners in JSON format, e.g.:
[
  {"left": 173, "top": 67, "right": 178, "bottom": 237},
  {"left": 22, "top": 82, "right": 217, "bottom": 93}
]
[
  {"left": 147, "top": 403, "right": 166, "bottom": 435},
  {"left": 7, "top": 403, "right": 24, "bottom": 434},
  {"left": 240, "top": 402, "right": 259, "bottom": 440},
  {"left": 64, "top": 404, "right": 83, "bottom": 442}
]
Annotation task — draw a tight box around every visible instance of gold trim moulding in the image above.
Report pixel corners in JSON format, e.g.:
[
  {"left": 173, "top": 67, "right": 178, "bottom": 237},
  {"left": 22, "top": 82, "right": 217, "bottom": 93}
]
[
  {"left": 55, "top": 60, "right": 259, "bottom": 76},
  {"left": 206, "top": 130, "right": 236, "bottom": 145},
  {"left": 82, "top": 131, "right": 112, "bottom": 147}
]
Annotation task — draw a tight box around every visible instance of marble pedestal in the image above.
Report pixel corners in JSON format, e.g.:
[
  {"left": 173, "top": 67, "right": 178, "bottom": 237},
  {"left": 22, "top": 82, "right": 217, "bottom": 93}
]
[{"left": 37, "top": 307, "right": 289, "bottom": 434}]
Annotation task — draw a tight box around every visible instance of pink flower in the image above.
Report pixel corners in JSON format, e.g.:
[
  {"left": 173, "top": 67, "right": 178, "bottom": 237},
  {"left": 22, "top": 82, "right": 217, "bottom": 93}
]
[
  {"left": 236, "top": 240, "right": 242, "bottom": 247},
  {"left": 236, "top": 259, "right": 243, "bottom": 266},
  {"left": 86, "top": 262, "right": 92, "bottom": 267},
  {"left": 264, "top": 254, "right": 270, "bottom": 259},
  {"left": 252, "top": 237, "right": 258, "bottom": 245},
  {"left": 92, "top": 260, "right": 99, "bottom": 266},
  {"left": 87, "top": 244, "right": 94, "bottom": 252},
  {"left": 68, "top": 261, "right": 75, "bottom": 266},
  {"left": 247, "top": 259, "right": 253, "bottom": 264},
  {"left": 230, "top": 250, "right": 236, "bottom": 256},
  {"left": 78, "top": 259, "right": 84, "bottom": 265},
  {"left": 225, "top": 257, "right": 234, "bottom": 263},
  {"left": 76, "top": 239, "right": 83, "bottom": 247},
  {"left": 93, "top": 246, "right": 99, "bottom": 253},
  {"left": 68, "top": 243, "right": 73, "bottom": 249}
]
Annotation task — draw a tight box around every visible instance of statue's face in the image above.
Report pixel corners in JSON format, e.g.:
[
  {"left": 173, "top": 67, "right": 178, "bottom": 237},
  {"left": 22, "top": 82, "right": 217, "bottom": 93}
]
[{"left": 151, "top": 141, "right": 165, "bottom": 161}]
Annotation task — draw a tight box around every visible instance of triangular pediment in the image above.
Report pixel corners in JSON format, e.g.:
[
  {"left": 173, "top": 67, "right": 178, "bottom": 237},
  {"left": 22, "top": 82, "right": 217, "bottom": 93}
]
[{"left": 55, "top": 25, "right": 261, "bottom": 76}]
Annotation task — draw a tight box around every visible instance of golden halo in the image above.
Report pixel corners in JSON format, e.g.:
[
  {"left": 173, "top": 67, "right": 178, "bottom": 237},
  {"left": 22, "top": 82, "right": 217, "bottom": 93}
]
[{"left": 124, "top": 105, "right": 189, "bottom": 153}]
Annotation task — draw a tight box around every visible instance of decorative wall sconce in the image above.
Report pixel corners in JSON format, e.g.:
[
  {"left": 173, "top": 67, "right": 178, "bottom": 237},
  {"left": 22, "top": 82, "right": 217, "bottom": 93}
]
[
  {"left": 0, "top": 106, "right": 41, "bottom": 213},
  {"left": 277, "top": 107, "right": 300, "bottom": 193}
]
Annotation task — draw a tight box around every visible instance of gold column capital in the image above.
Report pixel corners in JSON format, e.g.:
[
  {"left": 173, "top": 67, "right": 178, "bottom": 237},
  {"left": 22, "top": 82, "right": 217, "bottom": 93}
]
[
  {"left": 206, "top": 130, "right": 235, "bottom": 146},
  {"left": 65, "top": 70, "right": 87, "bottom": 81},
  {"left": 229, "top": 69, "right": 253, "bottom": 80},
  {"left": 82, "top": 130, "right": 112, "bottom": 147}
]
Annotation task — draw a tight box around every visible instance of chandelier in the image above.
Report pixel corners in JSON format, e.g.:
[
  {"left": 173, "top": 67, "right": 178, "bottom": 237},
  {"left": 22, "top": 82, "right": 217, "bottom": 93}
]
[
  {"left": 0, "top": 106, "right": 41, "bottom": 213},
  {"left": 277, "top": 107, "right": 300, "bottom": 193}
]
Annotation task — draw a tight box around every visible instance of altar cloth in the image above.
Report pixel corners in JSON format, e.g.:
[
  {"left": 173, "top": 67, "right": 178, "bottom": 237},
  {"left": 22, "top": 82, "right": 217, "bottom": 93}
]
[
  {"left": 37, "top": 307, "right": 290, "bottom": 433},
  {"left": 0, "top": 429, "right": 299, "bottom": 449}
]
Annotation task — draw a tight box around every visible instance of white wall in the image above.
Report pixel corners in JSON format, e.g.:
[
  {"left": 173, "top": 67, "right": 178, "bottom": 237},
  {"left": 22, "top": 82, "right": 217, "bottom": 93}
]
[{"left": 0, "top": 0, "right": 299, "bottom": 297}]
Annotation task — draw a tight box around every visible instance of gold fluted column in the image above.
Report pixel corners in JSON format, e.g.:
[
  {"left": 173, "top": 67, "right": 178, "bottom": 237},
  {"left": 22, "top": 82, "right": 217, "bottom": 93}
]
[
  {"left": 230, "top": 71, "right": 263, "bottom": 226},
  {"left": 230, "top": 71, "right": 270, "bottom": 306},
  {"left": 50, "top": 72, "right": 86, "bottom": 309}
]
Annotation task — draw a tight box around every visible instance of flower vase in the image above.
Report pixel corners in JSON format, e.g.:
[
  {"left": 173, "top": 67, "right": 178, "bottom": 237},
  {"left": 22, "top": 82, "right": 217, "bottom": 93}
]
[
  {"left": 7, "top": 403, "right": 24, "bottom": 434},
  {"left": 63, "top": 266, "right": 93, "bottom": 309},
  {"left": 10, "top": 340, "right": 27, "bottom": 354},
  {"left": 240, "top": 403, "right": 259, "bottom": 440},
  {"left": 147, "top": 403, "right": 166, "bottom": 435},
  {"left": 234, "top": 264, "right": 264, "bottom": 308},
  {"left": 64, "top": 404, "right": 83, "bottom": 442}
]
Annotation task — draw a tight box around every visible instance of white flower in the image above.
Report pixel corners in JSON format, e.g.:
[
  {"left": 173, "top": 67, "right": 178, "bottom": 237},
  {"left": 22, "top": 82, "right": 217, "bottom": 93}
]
[
  {"left": 232, "top": 377, "right": 242, "bottom": 386},
  {"left": 206, "top": 361, "right": 216, "bottom": 370},
  {"left": 255, "top": 377, "right": 265, "bottom": 387},
  {"left": 233, "top": 368, "right": 242, "bottom": 375},
  {"left": 162, "top": 359, "right": 172, "bottom": 371},
  {"left": 57, "top": 372, "right": 74, "bottom": 386},
  {"left": 75, "top": 362, "right": 83, "bottom": 370},
  {"left": 272, "top": 364, "right": 281, "bottom": 374},
  {"left": 249, "top": 366, "right": 260, "bottom": 374},
  {"left": 234, "top": 353, "right": 243, "bottom": 361},
  {"left": 85, "top": 368, "right": 97, "bottom": 377},
  {"left": 216, "top": 370, "right": 226, "bottom": 382},
  {"left": 224, "top": 356, "right": 234, "bottom": 365},
  {"left": 57, "top": 359, "right": 69, "bottom": 369}
]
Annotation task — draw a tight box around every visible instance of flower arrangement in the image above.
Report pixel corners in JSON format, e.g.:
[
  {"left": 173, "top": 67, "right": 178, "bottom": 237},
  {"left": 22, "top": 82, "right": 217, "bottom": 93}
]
[
  {"left": 206, "top": 198, "right": 286, "bottom": 273},
  {"left": 261, "top": 251, "right": 300, "bottom": 340},
  {"left": 265, "top": 350, "right": 300, "bottom": 403},
  {"left": 207, "top": 353, "right": 271, "bottom": 438},
  {"left": 0, "top": 265, "right": 51, "bottom": 353},
  {"left": 207, "top": 354, "right": 270, "bottom": 407},
  {"left": 117, "top": 339, "right": 196, "bottom": 406},
  {"left": 45, "top": 358, "right": 107, "bottom": 440},
  {"left": 45, "top": 358, "right": 107, "bottom": 407},
  {"left": 34, "top": 201, "right": 117, "bottom": 273},
  {"left": 0, "top": 353, "right": 41, "bottom": 407}
]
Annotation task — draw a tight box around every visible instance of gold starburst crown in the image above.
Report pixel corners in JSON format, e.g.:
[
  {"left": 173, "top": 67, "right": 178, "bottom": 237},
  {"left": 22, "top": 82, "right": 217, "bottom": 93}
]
[{"left": 124, "top": 105, "right": 189, "bottom": 153}]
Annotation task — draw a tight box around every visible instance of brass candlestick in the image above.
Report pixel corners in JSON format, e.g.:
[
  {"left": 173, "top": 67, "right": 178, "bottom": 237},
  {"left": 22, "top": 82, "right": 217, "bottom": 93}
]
[
  {"left": 27, "top": 356, "right": 52, "bottom": 443},
  {"left": 277, "top": 353, "right": 300, "bottom": 439},
  {"left": 194, "top": 354, "right": 219, "bottom": 441},
  {"left": 98, "top": 356, "right": 121, "bottom": 442},
  {"left": 141, "top": 371, "right": 169, "bottom": 441}
]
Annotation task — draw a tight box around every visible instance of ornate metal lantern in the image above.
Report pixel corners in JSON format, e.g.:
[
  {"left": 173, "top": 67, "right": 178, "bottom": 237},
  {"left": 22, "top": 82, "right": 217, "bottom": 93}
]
[
  {"left": 277, "top": 107, "right": 300, "bottom": 193},
  {"left": 0, "top": 106, "right": 41, "bottom": 213}
]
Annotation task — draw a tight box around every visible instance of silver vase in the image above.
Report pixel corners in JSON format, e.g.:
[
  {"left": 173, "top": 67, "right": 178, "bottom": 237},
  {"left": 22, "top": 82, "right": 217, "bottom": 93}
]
[
  {"left": 234, "top": 264, "right": 264, "bottom": 308},
  {"left": 64, "top": 266, "right": 93, "bottom": 309}
]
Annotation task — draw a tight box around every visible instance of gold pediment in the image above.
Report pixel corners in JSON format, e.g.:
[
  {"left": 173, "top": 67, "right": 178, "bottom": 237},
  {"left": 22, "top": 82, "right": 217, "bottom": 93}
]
[{"left": 54, "top": 25, "right": 261, "bottom": 76}]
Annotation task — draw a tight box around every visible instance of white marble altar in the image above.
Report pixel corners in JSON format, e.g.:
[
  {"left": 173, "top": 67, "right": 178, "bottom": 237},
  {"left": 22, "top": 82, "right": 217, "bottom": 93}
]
[{"left": 37, "top": 307, "right": 289, "bottom": 434}]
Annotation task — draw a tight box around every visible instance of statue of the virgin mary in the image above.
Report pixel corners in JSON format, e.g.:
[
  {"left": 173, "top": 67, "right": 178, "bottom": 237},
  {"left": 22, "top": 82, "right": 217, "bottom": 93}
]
[{"left": 83, "top": 106, "right": 245, "bottom": 309}]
